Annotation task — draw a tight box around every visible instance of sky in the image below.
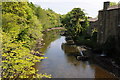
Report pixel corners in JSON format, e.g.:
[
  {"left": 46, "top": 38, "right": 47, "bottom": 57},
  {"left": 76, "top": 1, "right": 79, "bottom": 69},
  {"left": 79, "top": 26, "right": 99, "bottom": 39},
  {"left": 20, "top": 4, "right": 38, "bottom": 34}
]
[{"left": 29, "top": 0, "right": 119, "bottom": 17}]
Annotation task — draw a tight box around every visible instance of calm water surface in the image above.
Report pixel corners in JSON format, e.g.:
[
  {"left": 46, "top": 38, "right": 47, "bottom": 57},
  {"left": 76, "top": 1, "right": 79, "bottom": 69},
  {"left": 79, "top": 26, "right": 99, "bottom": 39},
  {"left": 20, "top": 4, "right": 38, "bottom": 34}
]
[{"left": 35, "top": 32, "right": 116, "bottom": 78}]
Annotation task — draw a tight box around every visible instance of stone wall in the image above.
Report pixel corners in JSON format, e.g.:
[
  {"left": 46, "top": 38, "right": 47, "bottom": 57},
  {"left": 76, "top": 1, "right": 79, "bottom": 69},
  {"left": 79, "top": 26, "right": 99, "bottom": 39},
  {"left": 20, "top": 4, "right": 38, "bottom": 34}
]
[
  {"left": 97, "top": 9, "right": 119, "bottom": 44},
  {"left": 96, "top": 2, "right": 120, "bottom": 44}
]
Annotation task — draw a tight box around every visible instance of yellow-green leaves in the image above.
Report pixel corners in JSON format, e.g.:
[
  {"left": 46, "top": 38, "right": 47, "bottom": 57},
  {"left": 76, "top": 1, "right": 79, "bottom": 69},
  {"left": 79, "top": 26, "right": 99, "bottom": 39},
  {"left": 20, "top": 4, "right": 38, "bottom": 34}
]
[{"left": 2, "top": 2, "right": 51, "bottom": 79}]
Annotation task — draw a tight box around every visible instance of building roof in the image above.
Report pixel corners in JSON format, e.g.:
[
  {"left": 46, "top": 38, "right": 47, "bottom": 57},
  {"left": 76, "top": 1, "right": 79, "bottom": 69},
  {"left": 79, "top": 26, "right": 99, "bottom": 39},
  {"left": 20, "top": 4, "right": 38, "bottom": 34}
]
[
  {"left": 107, "top": 5, "right": 119, "bottom": 10},
  {"left": 88, "top": 18, "right": 98, "bottom": 22},
  {"left": 80, "top": 18, "right": 98, "bottom": 22},
  {"left": 99, "top": 3, "right": 120, "bottom": 11}
]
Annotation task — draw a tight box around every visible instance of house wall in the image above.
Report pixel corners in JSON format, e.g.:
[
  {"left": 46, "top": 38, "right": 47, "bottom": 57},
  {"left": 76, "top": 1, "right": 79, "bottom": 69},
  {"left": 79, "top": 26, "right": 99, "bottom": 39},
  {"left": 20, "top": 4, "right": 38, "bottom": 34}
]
[{"left": 96, "top": 2, "right": 120, "bottom": 44}]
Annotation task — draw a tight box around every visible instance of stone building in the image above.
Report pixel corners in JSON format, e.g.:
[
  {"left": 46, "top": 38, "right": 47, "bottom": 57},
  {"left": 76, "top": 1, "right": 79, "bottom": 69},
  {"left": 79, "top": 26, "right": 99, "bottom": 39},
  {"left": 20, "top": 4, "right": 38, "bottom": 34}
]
[{"left": 96, "top": 1, "right": 120, "bottom": 44}]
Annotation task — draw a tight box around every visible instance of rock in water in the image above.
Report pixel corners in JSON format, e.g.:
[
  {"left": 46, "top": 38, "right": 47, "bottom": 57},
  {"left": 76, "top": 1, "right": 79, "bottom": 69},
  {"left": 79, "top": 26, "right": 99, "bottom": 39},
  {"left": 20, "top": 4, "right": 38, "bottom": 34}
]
[{"left": 76, "top": 56, "right": 89, "bottom": 61}]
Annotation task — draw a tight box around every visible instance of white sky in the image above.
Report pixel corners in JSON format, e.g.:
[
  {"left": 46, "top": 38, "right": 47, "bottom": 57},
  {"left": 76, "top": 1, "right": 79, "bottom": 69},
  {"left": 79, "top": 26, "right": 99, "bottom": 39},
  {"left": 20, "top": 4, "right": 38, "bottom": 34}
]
[{"left": 29, "top": 0, "right": 119, "bottom": 17}]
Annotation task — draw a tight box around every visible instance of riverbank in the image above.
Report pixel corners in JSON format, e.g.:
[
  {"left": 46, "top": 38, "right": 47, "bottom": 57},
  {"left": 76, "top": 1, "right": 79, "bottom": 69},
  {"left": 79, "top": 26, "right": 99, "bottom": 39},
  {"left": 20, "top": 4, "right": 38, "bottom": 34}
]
[{"left": 93, "top": 56, "right": 120, "bottom": 78}]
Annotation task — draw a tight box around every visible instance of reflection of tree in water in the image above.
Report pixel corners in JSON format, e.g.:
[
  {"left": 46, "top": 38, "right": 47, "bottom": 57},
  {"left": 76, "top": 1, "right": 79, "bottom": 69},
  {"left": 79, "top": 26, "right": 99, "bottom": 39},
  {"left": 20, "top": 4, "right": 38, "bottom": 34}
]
[
  {"left": 41, "top": 31, "right": 60, "bottom": 52},
  {"left": 66, "top": 55, "right": 81, "bottom": 66},
  {"left": 34, "top": 30, "right": 61, "bottom": 53},
  {"left": 63, "top": 52, "right": 93, "bottom": 70},
  {"left": 61, "top": 43, "right": 82, "bottom": 66},
  {"left": 61, "top": 42, "right": 95, "bottom": 69},
  {"left": 61, "top": 43, "right": 79, "bottom": 55}
]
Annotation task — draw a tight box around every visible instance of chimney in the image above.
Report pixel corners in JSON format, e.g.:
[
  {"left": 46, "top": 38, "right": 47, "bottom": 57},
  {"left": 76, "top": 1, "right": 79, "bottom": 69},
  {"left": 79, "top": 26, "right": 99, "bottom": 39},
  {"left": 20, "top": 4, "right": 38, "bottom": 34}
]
[{"left": 103, "top": 1, "right": 110, "bottom": 10}]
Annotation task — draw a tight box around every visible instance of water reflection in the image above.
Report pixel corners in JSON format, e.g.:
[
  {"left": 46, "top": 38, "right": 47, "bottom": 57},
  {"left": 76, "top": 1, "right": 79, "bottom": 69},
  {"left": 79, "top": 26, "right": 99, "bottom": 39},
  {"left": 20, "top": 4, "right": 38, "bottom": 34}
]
[
  {"left": 35, "top": 32, "right": 116, "bottom": 78},
  {"left": 61, "top": 43, "right": 79, "bottom": 55},
  {"left": 34, "top": 30, "right": 61, "bottom": 53},
  {"left": 61, "top": 41, "right": 87, "bottom": 56}
]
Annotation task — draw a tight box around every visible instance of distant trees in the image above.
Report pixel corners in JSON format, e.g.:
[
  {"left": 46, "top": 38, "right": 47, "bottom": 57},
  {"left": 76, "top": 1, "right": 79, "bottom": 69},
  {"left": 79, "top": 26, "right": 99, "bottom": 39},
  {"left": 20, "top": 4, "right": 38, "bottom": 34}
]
[
  {"left": 110, "top": 2, "right": 119, "bottom": 6},
  {"left": 61, "top": 8, "right": 89, "bottom": 38},
  {"left": 28, "top": 3, "right": 61, "bottom": 30}
]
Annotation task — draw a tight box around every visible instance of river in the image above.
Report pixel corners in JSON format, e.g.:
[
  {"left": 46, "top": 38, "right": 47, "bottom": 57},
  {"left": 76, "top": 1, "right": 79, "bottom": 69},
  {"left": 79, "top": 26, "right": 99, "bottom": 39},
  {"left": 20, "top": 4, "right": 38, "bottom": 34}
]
[{"left": 34, "top": 31, "right": 116, "bottom": 78}]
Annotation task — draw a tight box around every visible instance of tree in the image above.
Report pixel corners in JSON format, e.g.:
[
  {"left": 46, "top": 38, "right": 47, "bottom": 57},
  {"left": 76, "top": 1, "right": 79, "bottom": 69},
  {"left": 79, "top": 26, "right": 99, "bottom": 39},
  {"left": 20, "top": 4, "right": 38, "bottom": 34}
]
[
  {"left": 61, "top": 8, "right": 89, "bottom": 38},
  {"left": 110, "top": 2, "right": 118, "bottom": 6}
]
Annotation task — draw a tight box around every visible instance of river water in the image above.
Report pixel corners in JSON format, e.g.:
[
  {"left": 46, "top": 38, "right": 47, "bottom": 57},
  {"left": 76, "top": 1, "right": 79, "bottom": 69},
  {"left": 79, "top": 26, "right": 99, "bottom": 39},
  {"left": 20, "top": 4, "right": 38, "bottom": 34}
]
[{"left": 35, "top": 31, "right": 116, "bottom": 78}]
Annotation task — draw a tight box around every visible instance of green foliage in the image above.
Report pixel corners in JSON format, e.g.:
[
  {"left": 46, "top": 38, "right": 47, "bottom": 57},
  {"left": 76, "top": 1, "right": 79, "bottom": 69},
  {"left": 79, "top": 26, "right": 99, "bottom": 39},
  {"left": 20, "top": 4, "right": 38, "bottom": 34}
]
[
  {"left": 2, "top": 2, "right": 52, "bottom": 79},
  {"left": 61, "top": 8, "right": 98, "bottom": 48},
  {"left": 110, "top": 2, "right": 118, "bottom": 6},
  {"left": 28, "top": 3, "right": 61, "bottom": 30},
  {"left": 61, "top": 8, "right": 89, "bottom": 38}
]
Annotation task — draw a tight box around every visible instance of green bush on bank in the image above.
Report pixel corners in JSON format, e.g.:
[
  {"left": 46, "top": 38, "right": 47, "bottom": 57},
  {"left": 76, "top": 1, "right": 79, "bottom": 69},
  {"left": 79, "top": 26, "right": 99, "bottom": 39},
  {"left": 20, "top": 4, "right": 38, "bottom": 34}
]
[{"left": 74, "top": 32, "right": 97, "bottom": 48}]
